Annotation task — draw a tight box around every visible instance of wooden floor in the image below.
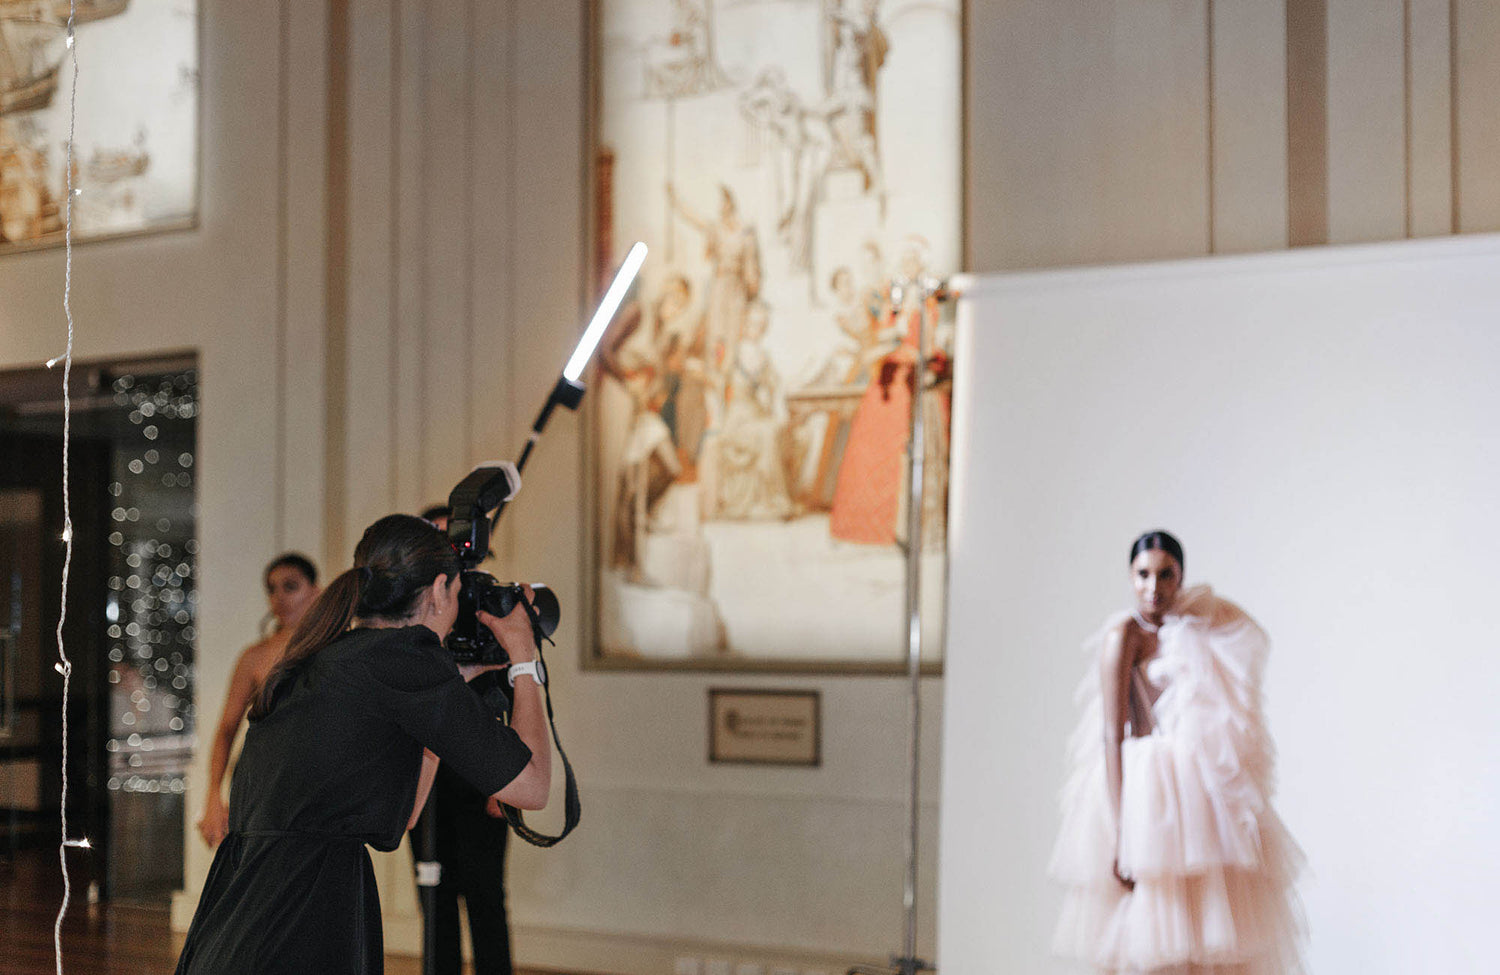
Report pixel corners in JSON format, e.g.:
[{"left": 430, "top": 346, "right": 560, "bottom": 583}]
[
  {"left": 0, "top": 847, "right": 551, "bottom": 974},
  {"left": 1, "top": 847, "right": 182, "bottom": 975}
]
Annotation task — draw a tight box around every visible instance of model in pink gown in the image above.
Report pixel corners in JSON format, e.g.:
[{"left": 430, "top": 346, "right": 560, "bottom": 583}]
[{"left": 1051, "top": 585, "right": 1306, "bottom": 974}]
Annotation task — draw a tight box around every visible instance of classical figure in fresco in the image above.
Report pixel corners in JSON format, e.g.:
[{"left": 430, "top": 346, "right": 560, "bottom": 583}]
[
  {"left": 650, "top": 273, "right": 710, "bottom": 474},
  {"left": 666, "top": 182, "right": 763, "bottom": 425},
  {"left": 821, "top": 0, "right": 887, "bottom": 206},
  {"left": 828, "top": 239, "right": 951, "bottom": 547},
  {"left": 709, "top": 302, "right": 793, "bottom": 521},
  {"left": 739, "top": 67, "right": 829, "bottom": 273},
  {"left": 610, "top": 387, "right": 682, "bottom": 574},
  {"left": 789, "top": 265, "right": 884, "bottom": 509},
  {"left": 600, "top": 301, "right": 674, "bottom": 572},
  {"left": 644, "top": 0, "right": 731, "bottom": 100}
]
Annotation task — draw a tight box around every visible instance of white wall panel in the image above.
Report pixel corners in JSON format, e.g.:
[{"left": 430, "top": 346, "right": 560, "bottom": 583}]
[
  {"left": 468, "top": 1, "right": 518, "bottom": 474},
  {"left": 417, "top": 0, "right": 473, "bottom": 507},
  {"left": 1102, "top": 0, "right": 1211, "bottom": 261},
  {"left": 966, "top": 0, "right": 1113, "bottom": 269},
  {"left": 344, "top": 0, "right": 399, "bottom": 542},
  {"left": 281, "top": 0, "right": 331, "bottom": 557},
  {"left": 393, "top": 0, "right": 427, "bottom": 510},
  {"left": 1327, "top": 0, "right": 1407, "bottom": 243},
  {"left": 1210, "top": 0, "right": 1289, "bottom": 253},
  {"left": 1454, "top": 0, "right": 1500, "bottom": 233},
  {"left": 1408, "top": 0, "right": 1454, "bottom": 236}
]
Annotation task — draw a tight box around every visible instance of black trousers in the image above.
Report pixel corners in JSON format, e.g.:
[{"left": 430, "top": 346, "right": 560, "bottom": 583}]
[{"left": 410, "top": 767, "right": 512, "bottom": 975}]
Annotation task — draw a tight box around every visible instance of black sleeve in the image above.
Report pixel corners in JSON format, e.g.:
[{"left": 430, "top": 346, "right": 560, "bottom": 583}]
[{"left": 361, "top": 627, "right": 532, "bottom": 798}]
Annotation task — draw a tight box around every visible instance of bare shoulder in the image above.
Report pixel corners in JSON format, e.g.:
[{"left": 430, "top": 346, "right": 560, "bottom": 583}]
[
  {"left": 238, "top": 633, "right": 289, "bottom": 685},
  {"left": 1100, "top": 620, "right": 1129, "bottom": 669}
]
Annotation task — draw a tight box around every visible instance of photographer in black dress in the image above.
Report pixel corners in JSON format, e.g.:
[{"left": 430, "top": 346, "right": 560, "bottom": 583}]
[{"left": 175, "top": 514, "right": 552, "bottom": 975}]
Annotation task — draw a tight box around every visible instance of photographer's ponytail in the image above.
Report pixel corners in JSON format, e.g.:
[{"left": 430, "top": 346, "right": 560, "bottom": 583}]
[
  {"left": 250, "top": 568, "right": 364, "bottom": 719},
  {"left": 249, "top": 514, "right": 460, "bottom": 721}
]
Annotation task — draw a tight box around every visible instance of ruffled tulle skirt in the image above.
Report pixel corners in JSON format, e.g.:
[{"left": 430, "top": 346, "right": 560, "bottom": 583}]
[{"left": 1050, "top": 729, "right": 1305, "bottom": 974}]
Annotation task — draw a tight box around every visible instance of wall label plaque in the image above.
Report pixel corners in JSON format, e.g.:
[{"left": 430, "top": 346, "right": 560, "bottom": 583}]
[{"left": 708, "top": 688, "right": 820, "bottom": 766}]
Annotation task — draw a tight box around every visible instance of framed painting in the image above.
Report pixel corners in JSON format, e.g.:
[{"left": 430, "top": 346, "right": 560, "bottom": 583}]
[
  {"left": 586, "top": 0, "right": 961, "bottom": 672},
  {"left": 0, "top": 0, "right": 198, "bottom": 253}
]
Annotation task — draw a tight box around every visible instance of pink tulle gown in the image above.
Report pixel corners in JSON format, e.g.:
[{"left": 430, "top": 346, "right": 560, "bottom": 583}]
[{"left": 1050, "top": 586, "right": 1306, "bottom": 975}]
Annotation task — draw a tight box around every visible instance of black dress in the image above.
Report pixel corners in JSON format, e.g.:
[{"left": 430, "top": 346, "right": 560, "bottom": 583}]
[{"left": 174, "top": 626, "right": 532, "bottom": 975}]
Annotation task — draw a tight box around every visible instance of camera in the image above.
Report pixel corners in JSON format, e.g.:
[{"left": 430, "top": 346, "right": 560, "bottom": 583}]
[
  {"left": 446, "top": 572, "right": 560, "bottom": 664},
  {"left": 441, "top": 462, "right": 563, "bottom": 663}
]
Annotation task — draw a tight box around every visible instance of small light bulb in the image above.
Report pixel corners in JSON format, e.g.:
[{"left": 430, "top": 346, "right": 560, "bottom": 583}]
[
  {"left": 54, "top": 661, "right": 71, "bottom": 677},
  {"left": 65, "top": 33, "right": 74, "bottom": 49},
  {"left": 61, "top": 525, "right": 72, "bottom": 543},
  {"left": 64, "top": 837, "right": 91, "bottom": 849}
]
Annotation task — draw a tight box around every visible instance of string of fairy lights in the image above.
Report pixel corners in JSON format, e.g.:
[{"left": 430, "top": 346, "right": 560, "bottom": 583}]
[
  {"left": 51, "top": 3, "right": 83, "bottom": 972},
  {"left": 41, "top": 8, "right": 200, "bottom": 967}
]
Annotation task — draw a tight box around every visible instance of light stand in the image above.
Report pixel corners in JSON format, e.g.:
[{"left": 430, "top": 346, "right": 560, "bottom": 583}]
[
  {"left": 849, "top": 276, "right": 952, "bottom": 975},
  {"left": 418, "top": 241, "right": 647, "bottom": 975}
]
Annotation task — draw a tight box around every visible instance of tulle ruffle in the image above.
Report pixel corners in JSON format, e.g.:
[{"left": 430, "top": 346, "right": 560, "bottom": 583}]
[{"left": 1050, "top": 587, "right": 1305, "bottom": 974}]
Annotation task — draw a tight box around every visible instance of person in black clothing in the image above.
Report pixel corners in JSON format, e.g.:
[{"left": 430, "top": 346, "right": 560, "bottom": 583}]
[
  {"left": 409, "top": 504, "right": 518, "bottom": 975},
  {"left": 175, "top": 514, "right": 552, "bottom": 975}
]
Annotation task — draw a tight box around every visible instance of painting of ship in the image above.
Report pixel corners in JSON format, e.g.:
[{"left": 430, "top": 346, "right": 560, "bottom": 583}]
[
  {"left": 0, "top": 0, "right": 192, "bottom": 252},
  {"left": 0, "top": 18, "right": 65, "bottom": 117},
  {"left": 0, "top": 0, "right": 129, "bottom": 26},
  {"left": 54, "top": 0, "right": 130, "bottom": 24}
]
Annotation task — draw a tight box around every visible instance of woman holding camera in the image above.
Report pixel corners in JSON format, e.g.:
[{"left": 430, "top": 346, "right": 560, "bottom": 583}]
[{"left": 175, "top": 515, "right": 551, "bottom": 975}]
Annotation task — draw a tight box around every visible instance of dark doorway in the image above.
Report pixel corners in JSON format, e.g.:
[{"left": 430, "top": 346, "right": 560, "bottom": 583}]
[
  {"left": 0, "top": 355, "right": 198, "bottom": 903},
  {"left": 0, "top": 434, "right": 112, "bottom": 890}
]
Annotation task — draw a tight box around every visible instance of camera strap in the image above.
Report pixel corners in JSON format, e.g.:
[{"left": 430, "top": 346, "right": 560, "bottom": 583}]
[{"left": 500, "top": 606, "right": 580, "bottom": 847}]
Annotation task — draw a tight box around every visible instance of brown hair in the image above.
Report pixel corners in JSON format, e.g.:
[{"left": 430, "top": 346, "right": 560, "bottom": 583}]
[
  {"left": 264, "top": 552, "right": 318, "bottom": 587},
  {"left": 250, "top": 514, "right": 461, "bottom": 719}
]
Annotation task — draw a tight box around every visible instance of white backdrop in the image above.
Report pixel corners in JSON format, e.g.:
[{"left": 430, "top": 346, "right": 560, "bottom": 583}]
[{"left": 938, "top": 236, "right": 1500, "bottom": 973}]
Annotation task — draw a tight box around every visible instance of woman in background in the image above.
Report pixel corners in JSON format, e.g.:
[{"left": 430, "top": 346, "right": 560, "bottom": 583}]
[
  {"left": 196, "top": 552, "right": 320, "bottom": 848},
  {"left": 1051, "top": 531, "right": 1305, "bottom": 974}
]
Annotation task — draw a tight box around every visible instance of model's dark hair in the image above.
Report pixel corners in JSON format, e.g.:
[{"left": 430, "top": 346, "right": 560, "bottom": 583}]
[
  {"left": 1129, "top": 530, "right": 1185, "bottom": 573},
  {"left": 251, "top": 514, "right": 460, "bottom": 719},
  {"left": 264, "top": 552, "right": 318, "bottom": 587}
]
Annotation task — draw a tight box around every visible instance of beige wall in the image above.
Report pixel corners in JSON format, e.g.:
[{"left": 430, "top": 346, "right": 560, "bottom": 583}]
[
  {"left": 968, "top": 0, "right": 1500, "bottom": 269},
  {"left": 5, "top": 1, "right": 1498, "bottom": 972}
]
